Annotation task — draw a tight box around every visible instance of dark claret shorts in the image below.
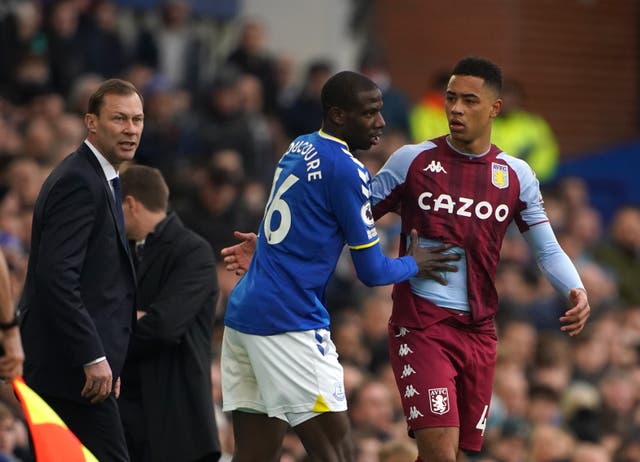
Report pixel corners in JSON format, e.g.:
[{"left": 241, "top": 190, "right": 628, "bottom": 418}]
[{"left": 388, "top": 313, "right": 497, "bottom": 452}]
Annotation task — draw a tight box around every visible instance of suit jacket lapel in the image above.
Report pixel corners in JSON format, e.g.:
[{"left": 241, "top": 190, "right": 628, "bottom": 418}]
[{"left": 79, "top": 145, "right": 135, "bottom": 268}]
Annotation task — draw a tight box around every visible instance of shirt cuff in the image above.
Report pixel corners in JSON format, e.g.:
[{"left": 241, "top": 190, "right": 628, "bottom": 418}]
[{"left": 84, "top": 356, "right": 106, "bottom": 366}]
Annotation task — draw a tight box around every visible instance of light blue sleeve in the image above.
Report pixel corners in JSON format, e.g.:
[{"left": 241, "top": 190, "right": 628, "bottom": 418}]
[
  {"left": 522, "top": 222, "right": 584, "bottom": 297},
  {"left": 498, "top": 152, "right": 548, "bottom": 228}
]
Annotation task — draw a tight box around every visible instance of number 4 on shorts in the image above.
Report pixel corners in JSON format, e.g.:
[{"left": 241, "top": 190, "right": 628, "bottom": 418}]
[{"left": 475, "top": 405, "right": 489, "bottom": 436}]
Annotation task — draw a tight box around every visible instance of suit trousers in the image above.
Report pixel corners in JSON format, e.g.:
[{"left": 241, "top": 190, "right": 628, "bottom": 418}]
[
  {"left": 119, "top": 395, "right": 220, "bottom": 462},
  {"left": 43, "top": 394, "right": 129, "bottom": 462},
  {"left": 118, "top": 395, "right": 150, "bottom": 462}
]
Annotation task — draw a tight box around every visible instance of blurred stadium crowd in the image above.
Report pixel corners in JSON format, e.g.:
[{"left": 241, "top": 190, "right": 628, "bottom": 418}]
[{"left": 0, "top": 1, "right": 639, "bottom": 461}]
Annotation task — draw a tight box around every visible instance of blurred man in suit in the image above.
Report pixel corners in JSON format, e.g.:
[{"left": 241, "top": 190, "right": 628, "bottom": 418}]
[
  {"left": 118, "top": 165, "right": 220, "bottom": 462},
  {"left": 19, "top": 79, "right": 142, "bottom": 461}
]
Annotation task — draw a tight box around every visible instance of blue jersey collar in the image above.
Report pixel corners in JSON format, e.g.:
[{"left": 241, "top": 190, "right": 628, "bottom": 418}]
[{"left": 318, "top": 129, "right": 350, "bottom": 151}]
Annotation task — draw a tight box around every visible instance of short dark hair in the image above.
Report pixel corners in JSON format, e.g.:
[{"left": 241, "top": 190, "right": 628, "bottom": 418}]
[
  {"left": 451, "top": 57, "right": 502, "bottom": 95},
  {"left": 120, "top": 165, "right": 169, "bottom": 212},
  {"left": 87, "top": 78, "right": 143, "bottom": 115},
  {"left": 321, "top": 71, "right": 378, "bottom": 115}
]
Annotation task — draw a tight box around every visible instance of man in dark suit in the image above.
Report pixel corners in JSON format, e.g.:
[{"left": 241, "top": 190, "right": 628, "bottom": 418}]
[
  {"left": 19, "top": 79, "right": 143, "bottom": 462},
  {"left": 118, "top": 165, "right": 221, "bottom": 462}
]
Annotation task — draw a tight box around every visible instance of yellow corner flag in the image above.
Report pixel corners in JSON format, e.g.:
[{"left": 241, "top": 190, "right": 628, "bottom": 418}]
[{"left": 12, "top": 377, "right": 99, "bottom": 462}]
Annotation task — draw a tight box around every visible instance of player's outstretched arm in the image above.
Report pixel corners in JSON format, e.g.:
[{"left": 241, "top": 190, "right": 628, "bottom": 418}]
[
  {"left": 559, "top": 288, "right": 590, "bottom": 336},
  {"left": 406, "top": 229, "right": 461, "bottom": 284},
  {"left": 221, "top": 231, "right": 257, "bottom": 276}
]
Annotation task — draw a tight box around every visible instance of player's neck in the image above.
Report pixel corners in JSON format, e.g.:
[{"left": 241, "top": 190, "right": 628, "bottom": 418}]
[{"left": 446, "top": 135, "right": 491, "bottom": 156}]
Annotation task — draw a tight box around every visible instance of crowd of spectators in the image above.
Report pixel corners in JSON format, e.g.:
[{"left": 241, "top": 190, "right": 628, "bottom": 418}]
[{"left": 0, "top": 1, "right": 639, "bottom": 461}]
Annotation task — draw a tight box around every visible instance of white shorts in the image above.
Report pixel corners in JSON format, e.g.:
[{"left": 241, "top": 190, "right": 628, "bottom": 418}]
[{"left": 221, "top": 327, "right": 347, "bottom": 426}]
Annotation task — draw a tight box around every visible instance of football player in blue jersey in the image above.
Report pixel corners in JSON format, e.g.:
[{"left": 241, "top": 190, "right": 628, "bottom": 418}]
[{"left": 220, "top": 71, "right": 460, "bottom": 462}]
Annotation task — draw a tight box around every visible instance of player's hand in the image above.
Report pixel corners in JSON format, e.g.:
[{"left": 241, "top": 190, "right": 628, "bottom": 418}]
[
  {"left": 0, "top": 327, "right": 24, "bottom": 380},
  {"left": 407, "top": 229, "right": 461, "bottom": 284},
  {"left": 221, "top": 231, "right": 257, "bottom": 276},
  {"left": 114, "top": 377, "right": 121, "bottom": 399},
  {"left": 82, "top": 359, "right": 113, "bottom": 404},
  {"left": 559, "top": 288, "right": 590, "bottom": 336}
]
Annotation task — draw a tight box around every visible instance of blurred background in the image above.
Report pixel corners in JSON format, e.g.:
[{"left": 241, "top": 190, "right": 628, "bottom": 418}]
[{"left": 0, "top": 1, "right": 639, "bottom": 461}]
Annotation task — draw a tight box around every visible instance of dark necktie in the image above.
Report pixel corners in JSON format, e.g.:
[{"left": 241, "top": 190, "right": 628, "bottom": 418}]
[
  {"left": 135, "top": 242, "right": 144, "bottom": 261},
  {"left": 111, "top": 176, "right": 126, "bottom": 241}
]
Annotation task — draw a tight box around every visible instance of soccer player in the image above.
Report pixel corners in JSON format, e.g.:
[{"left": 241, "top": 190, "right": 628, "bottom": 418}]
[
  {"left": 220, "top": 71, "right": 460, "bottom": 461},
  {"left": 371, "top": 56, "right": 590, "bottom": 462}
]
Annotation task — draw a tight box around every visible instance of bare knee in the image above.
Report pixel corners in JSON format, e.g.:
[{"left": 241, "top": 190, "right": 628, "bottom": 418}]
[
  {"left": 415, "top": 427, "right": 459, "bottom": 462},
  {"left": 231, "top": 411, "right": 287, "bottom": 462},
  {"left": 420, "top": 450, "right": 458, "bottom": 462},
  {"left": 295, "top": 411, "right": 354, "bottom": 462}
]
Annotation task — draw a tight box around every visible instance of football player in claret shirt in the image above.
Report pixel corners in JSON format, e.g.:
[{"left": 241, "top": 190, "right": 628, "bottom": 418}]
[
  {"left": 220, "top": 71, "right": 460, "bottom": 461},
  {"left": 371, "top": 57, "right": 590, "bottom": 462}
]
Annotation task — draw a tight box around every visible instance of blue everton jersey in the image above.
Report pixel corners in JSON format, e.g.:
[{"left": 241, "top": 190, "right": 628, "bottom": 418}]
[{"left": 225, "top": 130, "right": 380, "bottom": 335}]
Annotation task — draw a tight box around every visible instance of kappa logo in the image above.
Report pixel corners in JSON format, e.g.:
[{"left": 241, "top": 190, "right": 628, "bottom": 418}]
[
  {"left": 429, "top": 388, "right": 450, "bottom": 415},
  {"left": 407, "top": 406, "right": 424, "bottom": 420},
  {"left": 423, "top": 160, "right": 447, "bottom": 174},
  {"left": 401, "top": 364, "right": 417, "bottom": 379},
  {"left": 398, "top": 344, "right": 413, "bottom": 357},
  {"left": 395, "top": 327, "right": 410, "bottom": 337},
  {"left": 404, "top": 384, "right": 420, "bottom": 398}
]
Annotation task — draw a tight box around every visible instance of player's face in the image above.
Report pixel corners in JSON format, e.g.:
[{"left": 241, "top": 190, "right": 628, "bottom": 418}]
[
  {"left": 445, "top": 75, "right": 502, "bottom": 154},
  {"left": 85, "top": 92, "right": 144, "bottom": 169},
  {"left": 343, "top": 88, "right": 385, "bottom": 151}
]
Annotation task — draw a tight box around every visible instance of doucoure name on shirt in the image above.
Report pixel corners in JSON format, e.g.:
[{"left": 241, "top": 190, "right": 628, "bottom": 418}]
[{"left": 288, "top": 140, "right": 323, "bottom": 182}]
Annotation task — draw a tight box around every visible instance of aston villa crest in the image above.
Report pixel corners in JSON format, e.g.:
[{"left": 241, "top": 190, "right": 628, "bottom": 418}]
[
  {"left": 491, "top": 162, "right": 509, "bottom": 189},
  {"left": 428, "top": 388, "right": 450, "bottom": 415}
]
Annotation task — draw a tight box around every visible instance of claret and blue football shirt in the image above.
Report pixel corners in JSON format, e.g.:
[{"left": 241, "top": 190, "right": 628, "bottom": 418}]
[{"left": 371, "top": 134, "right": 583, "bottom": 326}]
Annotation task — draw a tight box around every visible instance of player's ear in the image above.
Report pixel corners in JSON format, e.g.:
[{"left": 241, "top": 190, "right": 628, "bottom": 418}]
[
  {"left": 85, "top": 113, "right": 98, "bottom": 133},
  {"left": 490, "top": 98, "right": 503, "bottom": 119},
  {"left": 328, "top": 106, "right": 345, "bottom": 125}
]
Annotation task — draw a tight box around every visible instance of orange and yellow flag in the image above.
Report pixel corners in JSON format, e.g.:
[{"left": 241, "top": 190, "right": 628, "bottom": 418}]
[{"left": 12, "top": 377, "right": 98, "bottom": 462}]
